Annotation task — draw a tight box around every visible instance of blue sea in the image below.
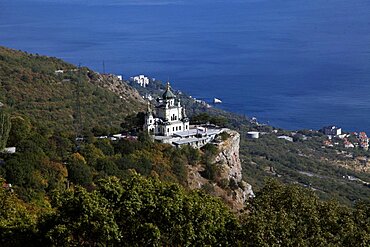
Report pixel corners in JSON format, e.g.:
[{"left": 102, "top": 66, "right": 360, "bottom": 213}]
[{"left": 1, "top": 0, "right": 370, "bottom": 132}]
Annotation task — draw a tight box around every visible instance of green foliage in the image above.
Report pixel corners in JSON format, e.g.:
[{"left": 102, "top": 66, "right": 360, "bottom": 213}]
[
  {"left": 200, "top": 144, "right": 220, "bottom": 181},
  {"left": 240, "top": 179, "right": 370, "bottom": 246},
  {"left": 201, "top": 162, "right": 219, "bottom": 181},
  {"left": 170, "top": 149, "right": 188, "bottom": 184},
  {"left": 93, "top": 139, "right": 114, "bottom": 156},
  {"left": 190, "top": 113, "right": 228, "bottom": 127},
  {"left": 34, "top": 175, "right": 239, "bottom": 246},
  {"left": 0, "top": 110, "right": 11, "bottom": 150},
  {"left": 180, "top": 145, "right": 201, "bottom": 166},
  {"left": 95, "top": 157, "right": 120, "bottom": 176},
  {"left": 0, "top": 175, "right": 369, "bottom": 246},
  {"left": 41, "top": 187, "right": 121, "bottom": 246},
  {"left": 0, "top": 46, "right": 145, "bottom": 133},
  {"left": 219, "top": 131, "right": 230, "bottom": 141},
  {"left": 0, "top": 46, "right": 369, "bottom": 246},
  {"left": 121, "top": 112, "right": 146, "bottom": 134},
  {"left": 202, "top": 143, "right": 219, "bottom": 157},
  {"left": 7, "top": 116, "right": 31, "bottom": 147},
  {"left": 0, "top": 178, "right": 38, "bottom": 246},
  {"left": 66, "top": 153, "right": 93, "bottom": 186},
  {"left": 240, "top": 134, "right": 370, "bottom": 205}
]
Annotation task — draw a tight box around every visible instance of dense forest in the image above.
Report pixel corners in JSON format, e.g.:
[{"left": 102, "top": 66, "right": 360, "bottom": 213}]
[
  {"left": 1, "top": 173, "right": 369, "bottom": 246},
  {"left": 0, "top": 46, "right": 369, "bottom": 245}
]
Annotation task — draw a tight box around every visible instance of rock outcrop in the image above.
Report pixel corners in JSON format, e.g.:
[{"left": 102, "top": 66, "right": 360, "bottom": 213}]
[
  {"left": 89, "top": 73, "right": 146, "bottom": 110},
  {"left": 215, "top": 130, "right": 243, "bottom": 181},
  {"left": 187, "top": 129, "right": 254, "bottom": 211}
]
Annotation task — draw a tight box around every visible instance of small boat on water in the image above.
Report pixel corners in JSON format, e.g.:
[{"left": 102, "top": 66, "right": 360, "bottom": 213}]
[{"left": 213, "top": 98, "right": 222, "bottom": 104}]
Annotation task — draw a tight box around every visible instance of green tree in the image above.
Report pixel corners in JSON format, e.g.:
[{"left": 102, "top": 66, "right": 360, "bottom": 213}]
[
  {"left": 96, "top": 174, "right": 239, "bottom": 246},
  {"left": 7, "top": 116, "right": 31, "bottom": 147},
  {"left": 66, "top": 153, "right": 93, "bottom": 186},
  {"left": 121, "top": 112, "right": 146, "bottom": 134},
  {"left": 0, "top": 110, "right": 11, "bottom": 150},
  {"left": 79, "top": 143, "right": 104, "bottom": 167},
  {"left": 0, "top": 178, "right": 38, "bottom": 246},
  {"left": 40, "top": 187, "right": 121, "bottom": 246},
  {"left": 180, "top": 145, "right": 201, "bottom": 166},
  {"left": 240, "top": 179, "right": 370, "bottom": 246},
  {"left": 94, "top": 139, "right": 114, "bottom": 156}
]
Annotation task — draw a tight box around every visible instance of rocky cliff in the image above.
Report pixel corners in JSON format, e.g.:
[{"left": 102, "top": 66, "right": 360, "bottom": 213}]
[
  {"left": 187, "top": 129, "right": 254, "bottom": 211},
  {"left": 88, "top": 73, "right": 146, "bottom": 107}
]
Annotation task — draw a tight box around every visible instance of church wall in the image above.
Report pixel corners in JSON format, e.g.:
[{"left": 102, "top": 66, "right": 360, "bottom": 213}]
[
  {"left": 167, "top": 107, "right": 182, "bottom": 122},
  {"left": 165, "top": 122, "right": 185, "bottom": 136}
]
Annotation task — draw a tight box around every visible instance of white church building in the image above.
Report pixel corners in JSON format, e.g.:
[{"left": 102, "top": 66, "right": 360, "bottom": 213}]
[
  {"left": 144, "top": 82, "right": 189, "bottom": 136},
  {"left": 144, "top": 83, "right": 224, "bottom": 148}
]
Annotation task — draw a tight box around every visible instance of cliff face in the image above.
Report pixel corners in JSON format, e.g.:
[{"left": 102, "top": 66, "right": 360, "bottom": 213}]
[
  {"left": 187, "top": 129, "right": 254, "bottom": 211},
  {"left": 214, "top": 130, "right": 254, "bottom": 210},
  {"left": 215, "top": 130, "right": 243, "bottom": 181}
]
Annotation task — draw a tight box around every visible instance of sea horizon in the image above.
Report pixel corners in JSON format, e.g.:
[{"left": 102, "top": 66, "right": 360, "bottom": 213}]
[{"left": 1, "top": 0, "right": 370, "bottom": 132}]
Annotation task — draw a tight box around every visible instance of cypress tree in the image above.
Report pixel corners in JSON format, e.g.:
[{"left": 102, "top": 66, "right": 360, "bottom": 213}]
[{"left": 0, "top": 109, "right": 11, "bottom": 150}]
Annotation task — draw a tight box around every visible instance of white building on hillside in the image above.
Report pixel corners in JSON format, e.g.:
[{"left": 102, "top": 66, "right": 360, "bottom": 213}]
[
  {"left": 144, "top": 82, "right": 189, "bottom": 136},
  {"left": 322, "top": 125, "right": 342, "bottom": 136},
  {"left": 144, "top": 82, "right": 226, "bottom": 148},
  {"left": 132, "top": 75, "right": 150, "bottom": 87}
]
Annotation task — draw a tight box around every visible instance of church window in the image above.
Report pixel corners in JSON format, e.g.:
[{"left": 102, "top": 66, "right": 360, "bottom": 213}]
[
  {"left": 158, "top": 127, "right": 160, "bottom": 132},
  {"left": 173, "top": 127, "right": 175, "bottom": 131},
  {"left": 167, "top": 128, "right": 169, "bottom": 132},
  {"left": 176, "top": 126, "right": 178, "bottom": 131},
  {"left": 179, "top": 126, "right": 181, "bottom": 130}
]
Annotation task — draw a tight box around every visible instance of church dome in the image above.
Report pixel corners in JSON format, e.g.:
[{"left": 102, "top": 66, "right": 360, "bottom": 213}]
[{"left": 162, "top": 82, "right": 176, "bottom": 99}]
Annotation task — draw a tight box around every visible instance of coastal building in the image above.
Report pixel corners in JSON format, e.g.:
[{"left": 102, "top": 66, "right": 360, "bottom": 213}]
[
  {"left": 278, "top": 135, "right": 293, "bottom": 142},
  {"left": 144, "top": 82, "right": 223, "bottom": 148},
  {"left": 322, "top": 125, "right": 342, "bottom": 137},
  {"left": 358, "top": 132, "right": 369, "bottom": 150},
  {"left": 54, "top": 69, "right": 64, "bottom": 74},
  {"left": 131, "top": 75, "right": 150, "bottom": 87},
  {"left": 323, "top": 140, "right": 334, "bottom": 147},
  {"left": 247, "top": 131, "right": 259, "bottom": 139},
  {"left": 343, "top": 138, "right": 354, "bottom": 148}
]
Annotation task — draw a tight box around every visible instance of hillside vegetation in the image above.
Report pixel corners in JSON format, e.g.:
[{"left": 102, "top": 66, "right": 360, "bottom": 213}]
[
  {"left": 0, "top": 46, "right": 368, "bottom": 245},
  {"left": 1, "top": 175, "right": 369, "bottom": 246},
  {"left": 0, "top": 46, "right": 145, "bottom": 133}
]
